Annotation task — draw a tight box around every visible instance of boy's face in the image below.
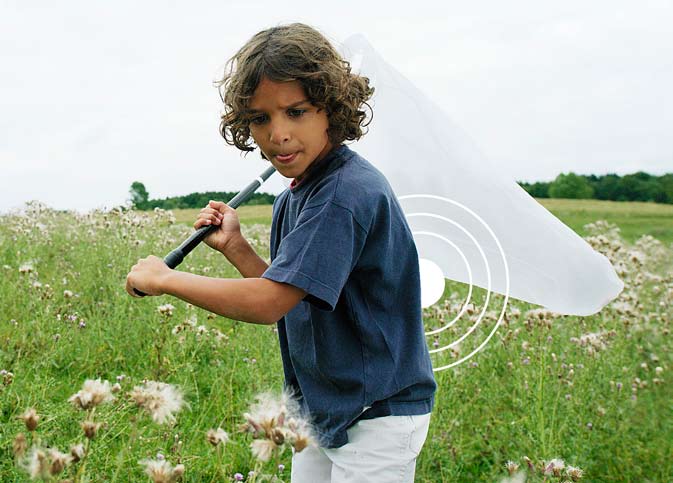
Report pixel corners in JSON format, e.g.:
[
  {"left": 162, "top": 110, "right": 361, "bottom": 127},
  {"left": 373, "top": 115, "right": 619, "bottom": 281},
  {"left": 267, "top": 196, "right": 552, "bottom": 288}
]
[{"left": 247, "top": 77, "right": 333, "bottom": 182}]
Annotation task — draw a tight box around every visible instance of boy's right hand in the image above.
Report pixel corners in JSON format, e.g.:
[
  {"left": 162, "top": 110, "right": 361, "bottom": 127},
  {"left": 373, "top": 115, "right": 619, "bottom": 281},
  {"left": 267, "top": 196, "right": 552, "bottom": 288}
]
[{"left": 194, "top": 200, "right": 242, "bottom": 255}]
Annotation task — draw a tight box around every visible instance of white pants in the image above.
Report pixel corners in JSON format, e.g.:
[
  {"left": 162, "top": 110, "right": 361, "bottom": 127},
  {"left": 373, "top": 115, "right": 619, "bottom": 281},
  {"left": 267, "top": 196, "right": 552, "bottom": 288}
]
[{"left": 290, "top": 413, "right": 432, "bottom": 483}]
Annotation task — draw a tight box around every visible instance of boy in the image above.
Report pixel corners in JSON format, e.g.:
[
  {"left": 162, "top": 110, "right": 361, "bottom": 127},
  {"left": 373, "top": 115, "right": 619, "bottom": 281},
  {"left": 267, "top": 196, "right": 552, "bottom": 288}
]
[{"left": 126, "top": 23, "right": 436, "bottom": 482}]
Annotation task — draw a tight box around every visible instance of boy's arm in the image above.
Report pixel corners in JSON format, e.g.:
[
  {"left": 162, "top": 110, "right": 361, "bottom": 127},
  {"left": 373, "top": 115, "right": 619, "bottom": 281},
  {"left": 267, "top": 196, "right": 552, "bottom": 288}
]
[
  {"left": 160, "top": 272, "right": 306, "bottom": 325},
  {"left": 222, "top": 235, "right": 270, "bottom": 278}
]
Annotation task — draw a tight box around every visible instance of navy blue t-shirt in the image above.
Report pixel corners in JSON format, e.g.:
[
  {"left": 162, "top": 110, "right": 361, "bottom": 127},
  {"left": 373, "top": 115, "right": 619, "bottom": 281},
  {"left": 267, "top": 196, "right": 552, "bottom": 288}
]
[{"left": 261, "top": 144, "right": 436, "bottom": 448}]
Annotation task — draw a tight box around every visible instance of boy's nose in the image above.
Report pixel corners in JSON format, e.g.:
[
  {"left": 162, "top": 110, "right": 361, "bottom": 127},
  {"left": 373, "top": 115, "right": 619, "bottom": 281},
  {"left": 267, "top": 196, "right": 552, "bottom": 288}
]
[{"left": 269, "top": 121, "right": 291, "bottom": 145}]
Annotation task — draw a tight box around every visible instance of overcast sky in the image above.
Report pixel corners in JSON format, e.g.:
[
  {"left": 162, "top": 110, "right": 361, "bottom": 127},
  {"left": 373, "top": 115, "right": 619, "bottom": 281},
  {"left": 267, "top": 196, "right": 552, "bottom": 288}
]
[{"left": 1, "top": 0, "right": 672, "bottom": 213}]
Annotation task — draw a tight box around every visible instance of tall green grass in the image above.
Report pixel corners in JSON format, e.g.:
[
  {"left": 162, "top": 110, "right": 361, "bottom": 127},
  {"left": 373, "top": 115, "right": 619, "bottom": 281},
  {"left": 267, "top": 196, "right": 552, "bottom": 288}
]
[{"left": 0, "top": 200, "right": 671, "bottom": 482}]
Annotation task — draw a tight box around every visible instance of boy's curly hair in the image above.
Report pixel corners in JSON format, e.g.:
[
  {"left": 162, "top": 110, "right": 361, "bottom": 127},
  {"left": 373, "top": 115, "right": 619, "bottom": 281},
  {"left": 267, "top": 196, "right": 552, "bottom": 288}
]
[{"left": 215, "top": 23, "right": 374, "bottom": 153}]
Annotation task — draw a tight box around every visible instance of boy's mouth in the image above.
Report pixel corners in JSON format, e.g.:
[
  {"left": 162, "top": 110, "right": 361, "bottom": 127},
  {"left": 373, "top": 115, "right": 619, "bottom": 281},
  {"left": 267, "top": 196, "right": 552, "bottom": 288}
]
[{"left": 275, "top": 152, "right": 298, "bottom": 164}]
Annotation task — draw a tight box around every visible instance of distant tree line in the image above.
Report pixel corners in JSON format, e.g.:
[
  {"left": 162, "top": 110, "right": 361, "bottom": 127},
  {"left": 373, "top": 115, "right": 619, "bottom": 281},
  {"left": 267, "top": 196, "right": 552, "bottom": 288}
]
[
  {"left": 129, "top": 171, "right": 673, "bottom": 210},
  {"left": 128, "top": 181, "right": 275, "bottom": 211},
  {"left": 518, "top": 171, "right": 673, "bottom": 204}
]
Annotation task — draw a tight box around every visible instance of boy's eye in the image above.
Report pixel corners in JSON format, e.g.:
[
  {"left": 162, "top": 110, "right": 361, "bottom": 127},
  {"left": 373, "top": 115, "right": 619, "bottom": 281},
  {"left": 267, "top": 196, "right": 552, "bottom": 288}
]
[
  {"left": 287, "top": 108, "right": 306, "bottom": 118},
  {"left": 249, "top": 115, "right": 267, "bottom": 125}
]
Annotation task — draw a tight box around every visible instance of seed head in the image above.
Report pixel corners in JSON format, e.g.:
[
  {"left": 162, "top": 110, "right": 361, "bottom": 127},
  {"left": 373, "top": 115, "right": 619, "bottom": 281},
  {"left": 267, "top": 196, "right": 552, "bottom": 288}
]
[
  {"left": 250, "top": 438, "right": 278, "bottom": 462},
  {"left": 544, "top": 458, "right": 565, "bottom": 477},
  {"left": 504, "top": 460, "right": 519, "bottom": 475},
  {"left": 68, "top": 379, "right": 115, "bottom": 410},
  {"left": 21, "top": 447, "right": 50, "bottom": 480},
  {"left": 138, "top": 458, "right": 185, "bottom": 483},
  {"left": 566, "top": 464, "right": 584, "bottom": 481},
  {"left": 129, "top": 381, "right": 185, "bottom": 425},
  {"left": 47, "top": 448, "right": 73, "bottom": 476},
  {"left": 81, "top": 420, "right": 101, "bottom": 439},
  {"left": 13, "top": 433, "right": 28, "bottom": 459},
  {"left": 206, "top": 427, "right": 229, "bottom": 447},
  {"left": 17, "top": 408, "right": 39, "bottom": 432},
  {"left": 70, "top": 443, "right": 85, "bottom": 463}
]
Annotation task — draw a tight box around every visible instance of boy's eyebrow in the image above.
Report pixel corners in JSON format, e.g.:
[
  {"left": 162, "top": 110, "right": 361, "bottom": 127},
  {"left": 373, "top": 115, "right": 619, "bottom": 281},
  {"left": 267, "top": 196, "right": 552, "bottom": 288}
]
[{"left": 245, "top": 99, "right": 310, "bottom": 114}]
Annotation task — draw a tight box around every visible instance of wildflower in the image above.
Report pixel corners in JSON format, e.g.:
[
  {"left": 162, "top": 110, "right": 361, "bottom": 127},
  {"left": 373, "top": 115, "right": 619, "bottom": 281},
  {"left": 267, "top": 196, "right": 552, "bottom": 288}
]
[
  {"left": 251, "top": 439, "right": 278, "bottom": 462},
  {"left": 70, "top": 443, "right": 85, "bottom": 463},
  {"left": 47, "top": 448, "right": 73, "bottom": 476},
  {"left": 112, "top": 383, "right": 122, "bottom": 393},
  {"left": 21, "top": 447, "right": 50, "bottom": 480},
  {"left": 240, "top": 389, "right": 316, "bottom": 456},
  {"left": 19, "top": 263, "right": 34, "bottom": 274},
  {"left": 206, "top": 427, "right": 229, "bottom": 446},
  {"left": 138, "top": 458, "right": 185, "bottom": 483},
  {"left": 522, "top": 456, "right": 535, "bottom": 471},
  {"left": 544, "top": 458, "right": 565, "bottom": 476},
  {"left": 81, "top": 420, "right": 101, "bottom": 439},
  {"left": 17, "top": 407, "right": 39, "bottom": 432},
  {"left": 504, "top": 460, "right": 519, "bottom": 475},
  {"left": 157, "top": 304, "right": 175, "bottom": 317},
  {"left": 566, "top": 464, "right": 584, "bottom": 481},
  {"left": 278, "top": 463, "right": 285, "bottom": 472},
  {"left": 129, "top": 381, "right": 185, "bottom": 424},
  {"left": 234, "top": 473, "right": 244, "bottom": 481},
  {"left": 655, "top": 366, "right": 663, "bottom": 375},
  {"left": 68, "top": 379, "right": 115, "bottom": 410},
  {"left": 499, "top": 471, "right": 526, "bottom": 483},
  {"left": 284, "top": 416, "right": 314, "bottom": 453},
  {"left": 1, "top": 369, "right": 14, "bottom": 385},
  {"left": 586, "top": 422, "right": 593, "bottom": 430},
  {"left": 13, "top": 433, "right": 28, "bottom": 459},
  {"left": 63, "top": 290, "right": 74, "bottom": 298}
]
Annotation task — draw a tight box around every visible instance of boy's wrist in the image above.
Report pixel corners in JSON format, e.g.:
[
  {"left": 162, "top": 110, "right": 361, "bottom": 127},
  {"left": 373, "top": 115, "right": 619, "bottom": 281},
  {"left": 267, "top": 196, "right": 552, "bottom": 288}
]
[
  {"left": 159, "top": 269, "right": 177, "bottom": 296},
  {"left": 221, "top": 234, "right": 248, "bottom": 259}
]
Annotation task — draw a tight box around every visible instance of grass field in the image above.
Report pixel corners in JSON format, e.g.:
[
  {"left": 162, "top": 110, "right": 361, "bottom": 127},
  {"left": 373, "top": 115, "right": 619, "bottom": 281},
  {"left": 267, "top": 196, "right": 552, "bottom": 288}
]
[
  {"left": 174, "top": 198, "right": 673, "bottom": 245},
  {"left": 0, "top": 199, "right": 671, "bottom": 482}
]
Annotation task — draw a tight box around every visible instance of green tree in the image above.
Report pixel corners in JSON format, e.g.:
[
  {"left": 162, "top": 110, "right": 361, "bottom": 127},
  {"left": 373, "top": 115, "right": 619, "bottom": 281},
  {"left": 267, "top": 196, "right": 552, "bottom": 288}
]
[
  {"left": 548, "top": 172, "right": 594, "bottom": 199},
  {"left": 618, "top": 172, "right": 658, "bottom": 202},
  {"left": 658, "top": 174, "right": 673, "bottom": 204},
  {"left": 594, "top": 174, "right": 620, "bottom": 200},
  {"left": 129, "top": 181, "right": 150, "bottom": 210}
]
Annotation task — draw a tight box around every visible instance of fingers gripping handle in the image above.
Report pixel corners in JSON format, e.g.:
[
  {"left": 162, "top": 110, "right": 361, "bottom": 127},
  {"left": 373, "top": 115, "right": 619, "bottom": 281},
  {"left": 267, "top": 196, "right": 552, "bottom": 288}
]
[
  {"left": 131, "top": 165, "right": 276, "bottom": 298},
  {"left": 132, "top": 225, "right": 213, "bottom": 297}
]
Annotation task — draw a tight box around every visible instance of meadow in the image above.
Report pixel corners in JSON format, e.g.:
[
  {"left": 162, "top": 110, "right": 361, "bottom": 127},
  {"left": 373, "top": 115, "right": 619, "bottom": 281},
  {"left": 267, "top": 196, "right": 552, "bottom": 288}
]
[{"left": 0, "top": 198, "right": 671, "bottom": 482}]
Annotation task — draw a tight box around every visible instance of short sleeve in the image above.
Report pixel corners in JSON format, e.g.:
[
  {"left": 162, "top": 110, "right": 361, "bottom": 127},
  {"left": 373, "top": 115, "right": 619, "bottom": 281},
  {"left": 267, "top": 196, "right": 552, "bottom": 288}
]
[{"left": 262, "top": 201, "right": 367, "bottom": 311}]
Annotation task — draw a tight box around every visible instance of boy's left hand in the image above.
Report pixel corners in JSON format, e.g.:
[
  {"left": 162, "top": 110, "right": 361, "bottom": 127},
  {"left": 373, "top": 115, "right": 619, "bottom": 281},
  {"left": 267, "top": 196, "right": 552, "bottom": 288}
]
[{"left": 126, "top": 256, "right": 171, "bottom": 297}]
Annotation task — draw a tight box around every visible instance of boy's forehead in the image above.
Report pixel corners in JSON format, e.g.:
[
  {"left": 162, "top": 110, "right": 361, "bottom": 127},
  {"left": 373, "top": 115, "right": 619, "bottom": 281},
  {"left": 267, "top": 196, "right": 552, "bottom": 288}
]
[{"left": 247, "top": 78, "right": 309, "bottom": 111}]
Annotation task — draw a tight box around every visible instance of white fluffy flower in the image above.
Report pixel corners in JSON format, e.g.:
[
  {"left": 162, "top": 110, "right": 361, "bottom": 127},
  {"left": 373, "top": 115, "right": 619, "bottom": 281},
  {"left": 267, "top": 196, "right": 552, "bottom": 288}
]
[
  {"left": 68, "top": 379, "right": 115, "bottom": 410},
  {"left": 129, "top": 381, "right": 185, "bottom": 424},
  {"left": 139, "top": 458, "right": 185, "bottom": 483}
]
